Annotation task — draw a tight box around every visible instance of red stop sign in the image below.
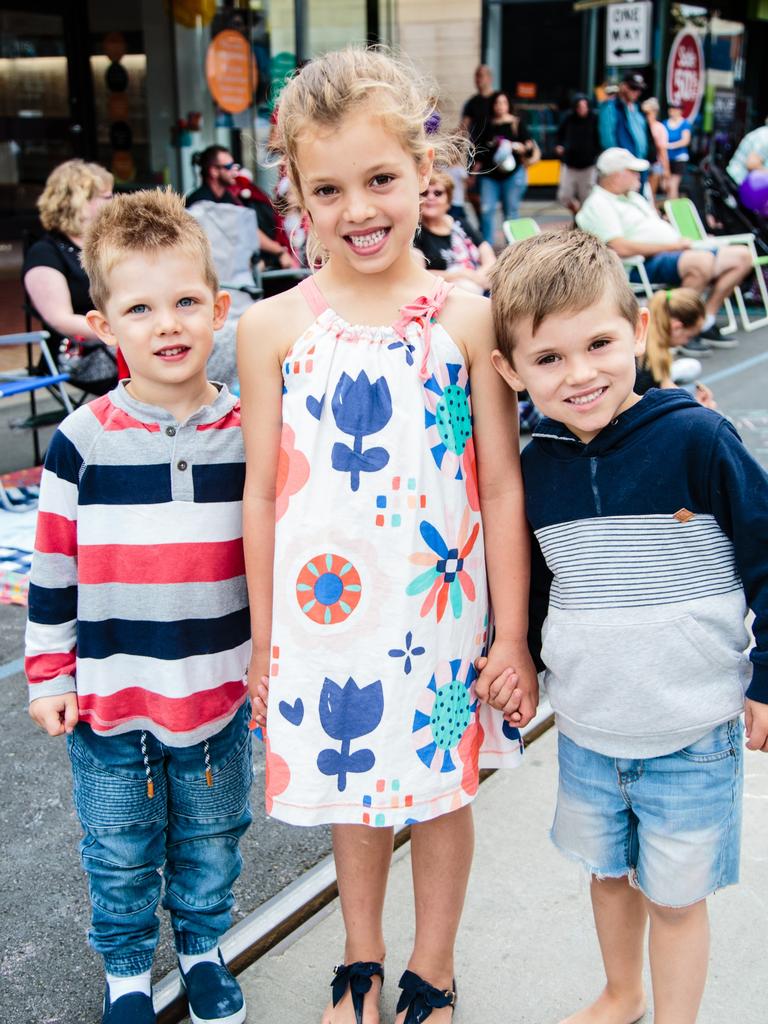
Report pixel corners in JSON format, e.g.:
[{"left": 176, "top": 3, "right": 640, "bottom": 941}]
[{"left": 666, "top": 30, "right": 704, "bottom": 122}]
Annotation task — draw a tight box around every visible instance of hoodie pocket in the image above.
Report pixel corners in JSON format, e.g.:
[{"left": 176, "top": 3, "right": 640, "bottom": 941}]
[{"left": 541, "top": 612, "right": 745, "bottom": 739}]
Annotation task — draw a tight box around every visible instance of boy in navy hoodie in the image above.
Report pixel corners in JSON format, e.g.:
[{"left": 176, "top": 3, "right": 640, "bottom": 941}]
[{"left": 486, "top": 230, "right": 768, "bottom": 1024}]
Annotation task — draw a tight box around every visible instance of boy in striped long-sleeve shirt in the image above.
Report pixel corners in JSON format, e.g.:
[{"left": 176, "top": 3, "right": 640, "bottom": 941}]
[{"left": 25, "top": 189, "right": 251, "bottom": 1024}]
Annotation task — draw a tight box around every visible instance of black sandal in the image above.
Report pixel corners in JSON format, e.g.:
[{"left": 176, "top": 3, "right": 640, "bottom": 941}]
[
  {"left": 396, "top": 970, "right": 456, "bottom": 1023},
  {"left": 330, "top": 961, "right": 384, "bottom": 1024}
]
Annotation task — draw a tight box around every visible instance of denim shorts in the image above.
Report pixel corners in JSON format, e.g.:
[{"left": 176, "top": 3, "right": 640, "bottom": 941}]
[
  {"left": 551, "top": 720, "right": 743, "bottom": 907},
  {"left": 631, "top": 251, "right": 683, "bottom": 285}
]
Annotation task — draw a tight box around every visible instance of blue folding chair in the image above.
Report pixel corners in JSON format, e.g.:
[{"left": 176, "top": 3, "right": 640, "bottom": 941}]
[{"left": 0, "top": 331, "right": 72, "bottom": 474}]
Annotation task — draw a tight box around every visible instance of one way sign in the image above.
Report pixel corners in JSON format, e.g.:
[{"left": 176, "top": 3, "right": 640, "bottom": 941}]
[{"left": 606, "top": 1, "right": 652, "bottom": 68}]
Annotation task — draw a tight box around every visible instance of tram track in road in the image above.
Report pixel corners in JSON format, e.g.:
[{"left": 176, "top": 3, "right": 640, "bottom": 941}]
[{"left": 155, "top": 703, "right": 555, "bottom": 1024}]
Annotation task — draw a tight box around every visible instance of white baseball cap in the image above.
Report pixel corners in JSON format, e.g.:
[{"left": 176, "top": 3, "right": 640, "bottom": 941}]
[{"left": 596, "top": 147, "right": 650, "bottom": 176}]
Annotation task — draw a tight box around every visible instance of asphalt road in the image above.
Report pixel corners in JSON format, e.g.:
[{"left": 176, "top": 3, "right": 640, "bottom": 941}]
[{"left": 1, "top": 313, "right": 767, "bottom": 1023}]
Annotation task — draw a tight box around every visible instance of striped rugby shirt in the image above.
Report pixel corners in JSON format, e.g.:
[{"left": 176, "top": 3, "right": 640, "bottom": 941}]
[
  {"left": 523, "top": 388, "right": 768, "bottom": 758},
  {"left": 25, "top": 382, "right": 250, "bottom": 746}
]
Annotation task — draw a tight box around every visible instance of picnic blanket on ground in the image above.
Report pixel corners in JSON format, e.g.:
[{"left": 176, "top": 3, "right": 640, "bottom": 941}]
[{"left": 0, "top": 467, "right": 42, "bottom": 606}]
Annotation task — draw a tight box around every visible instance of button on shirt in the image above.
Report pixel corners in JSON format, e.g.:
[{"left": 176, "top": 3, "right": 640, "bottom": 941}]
[{"left": 576, "top": 186, "right": 680, "bottom": 247}]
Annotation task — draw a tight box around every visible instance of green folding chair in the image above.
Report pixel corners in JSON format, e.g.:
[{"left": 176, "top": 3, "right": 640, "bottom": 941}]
[
  {"left": 664, "top": 197, "right": 768, "bottom": 332},
  {"left": 502, "top": 218, "right": 540, "bottom": 245}
]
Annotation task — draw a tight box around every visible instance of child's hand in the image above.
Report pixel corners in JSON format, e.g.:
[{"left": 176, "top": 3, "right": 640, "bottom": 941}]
[
  {"left": 247, "top": 654, "right": 270, "bottom": 730},
  {"left": 475, "top": 640, "right": 539, "bottom": 727},
  {"left": 29, "top": 693, "right": 79, "bottom": 736},
  {"left": 745, "top": 698, "right": 768, "bottom": 752}
]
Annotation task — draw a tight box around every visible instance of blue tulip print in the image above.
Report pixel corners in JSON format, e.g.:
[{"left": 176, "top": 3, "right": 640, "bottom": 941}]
[
  {"left": 331, "top": 371, "right": 392, "bottom": 491},
  {"left": 317, "top": 676, "right": 384, "bottom": 791}
]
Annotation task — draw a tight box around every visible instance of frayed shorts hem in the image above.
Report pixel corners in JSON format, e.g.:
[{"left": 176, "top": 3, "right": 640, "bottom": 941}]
[{"left": 549, "top": 829, "right": 737, "bottom": 908}]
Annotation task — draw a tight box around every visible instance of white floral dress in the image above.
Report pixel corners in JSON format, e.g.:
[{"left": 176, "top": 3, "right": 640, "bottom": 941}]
[{"left": 263, "top": 276, "right": 523, "bottom": 826}]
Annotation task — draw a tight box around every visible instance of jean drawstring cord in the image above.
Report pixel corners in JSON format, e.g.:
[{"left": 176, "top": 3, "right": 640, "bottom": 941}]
[
  {"left": 140, "top": 730, "right": 154, "bottom": 799},
  {"left": 204, "top": 739, "right": 213, "bottom": 787}
]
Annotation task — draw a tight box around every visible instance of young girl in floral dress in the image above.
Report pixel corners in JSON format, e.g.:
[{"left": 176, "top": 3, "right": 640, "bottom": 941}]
[{"left": 237, "top": 47, "right": 538, "bottom": 1024}]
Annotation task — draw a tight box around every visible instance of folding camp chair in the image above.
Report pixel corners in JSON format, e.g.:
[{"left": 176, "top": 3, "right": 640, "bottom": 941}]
[
  {"left": 664, "top": 197, "right": 768, "bottom": 332},
  {"left": 502, "top": 217, "right": 541, "bottom": 245},
  {"left": 0, "top": 331, "right": 72, "bottom": 474}
]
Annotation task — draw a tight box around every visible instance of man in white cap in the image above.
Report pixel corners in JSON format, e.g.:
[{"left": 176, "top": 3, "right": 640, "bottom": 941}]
[{"left": 577, "top": 148, "right": 753, "bottom": 349}]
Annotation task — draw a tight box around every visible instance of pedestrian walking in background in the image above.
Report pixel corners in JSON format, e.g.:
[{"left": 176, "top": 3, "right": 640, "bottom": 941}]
[
  {"left": 555, "top": 94, "right": 600, "bottom": 214},
  {"left": 460, "top": 63, "right": 495, "bottom": 221},
  {"left": 598, "top": 72, "right": 649, "bottom": 164},
  {"left": 478, "top": 90, "right": 538, "bottom": 244},
  {"left": 25, "top": 189, "right": 252, "bottom": 1024},
  {"left": 490, "top": 228, "right": 768, "bottom": 1024},
  {"left": 641, "top": 97, "right": 670, "bottom": 201},
  {"left": 663, "top": 102, "right": 692, "bottom": 199},
  {"left": 238, "top": 46, "right": 537, "bottom": 1024}
]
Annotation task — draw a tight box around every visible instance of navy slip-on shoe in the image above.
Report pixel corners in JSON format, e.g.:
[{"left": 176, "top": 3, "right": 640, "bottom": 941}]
[
  {"left": 179, "top": 951, "right": 246, "bottom": 1024},
  {"left": 102, "top": 987, "right": 157, "bottom": 1024}
]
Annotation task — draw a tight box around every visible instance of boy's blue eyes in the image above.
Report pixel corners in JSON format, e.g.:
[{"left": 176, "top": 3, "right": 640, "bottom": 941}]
[{"left": 127, "top": 298, "right": 196, "bottom": 314}]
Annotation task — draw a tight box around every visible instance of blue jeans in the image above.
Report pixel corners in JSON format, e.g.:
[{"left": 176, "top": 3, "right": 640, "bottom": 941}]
[
  {"left": 68, "top": 701, "right": 253, "bottom": 975},
  {"left": 479, "top": 167, "right": 528, "bottom": 245}
]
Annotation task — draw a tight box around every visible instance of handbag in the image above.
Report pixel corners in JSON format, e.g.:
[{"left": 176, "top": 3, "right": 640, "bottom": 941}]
[{"left": 58, "top": 338, "right": 118, "bottom": 386}]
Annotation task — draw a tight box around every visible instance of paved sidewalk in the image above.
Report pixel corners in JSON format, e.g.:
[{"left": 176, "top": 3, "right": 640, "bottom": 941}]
[{"left": 217, "top": 728, "right": 768, "bottom": 1024}]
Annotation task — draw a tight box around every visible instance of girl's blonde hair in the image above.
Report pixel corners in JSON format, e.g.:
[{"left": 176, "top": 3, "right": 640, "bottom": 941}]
[
  {"left": 37, "top": 159, "right": 113, "bottom": 238},
  {"left": 644, "top": 288, "right": 705, "bottom": 382},
  {"left": 274, "top": 47, "right": 468, "bottom": 264}
]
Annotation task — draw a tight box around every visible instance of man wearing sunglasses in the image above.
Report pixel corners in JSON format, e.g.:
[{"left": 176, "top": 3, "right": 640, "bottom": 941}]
[
  {"left": 598, "top": 72, "right": 650, "bottom": 167},
  {"left": 186, "top": 146, "right": 242, "bottom": 208},
  {"left": 187, "top": 145, "right": 294, "bottom": 270}
]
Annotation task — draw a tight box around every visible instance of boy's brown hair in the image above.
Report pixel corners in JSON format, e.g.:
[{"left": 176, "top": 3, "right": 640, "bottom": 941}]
[
  {"left": 489, "top": 229, "right": 639, "bottom": 364},
  {"left": 82, "top": 188, "right": 219, "bottom": 311}
]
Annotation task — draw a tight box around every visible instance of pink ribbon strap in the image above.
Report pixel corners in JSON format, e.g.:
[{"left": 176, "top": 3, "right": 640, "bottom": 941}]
[{"left": 392, "top": 279, "right": 453, "bottom": 380}]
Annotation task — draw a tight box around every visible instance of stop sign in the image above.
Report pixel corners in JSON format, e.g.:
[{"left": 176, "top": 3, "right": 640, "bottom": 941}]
[{"left": 666, "top": 30, "right": 705, "bottom": 122}]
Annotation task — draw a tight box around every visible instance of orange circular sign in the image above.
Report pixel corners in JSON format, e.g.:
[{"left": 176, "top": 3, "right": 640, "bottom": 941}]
[{"left": 205, "top": 30, "right": 257, "bottom": 114}]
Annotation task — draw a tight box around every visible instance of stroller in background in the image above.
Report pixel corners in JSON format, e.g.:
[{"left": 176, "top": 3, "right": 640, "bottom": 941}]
[{"left": 686, "top": 140, "right": 768, "bottom": 257}]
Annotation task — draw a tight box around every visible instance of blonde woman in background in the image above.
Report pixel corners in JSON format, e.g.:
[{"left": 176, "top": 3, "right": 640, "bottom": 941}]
[
  {"left": 635, "top": 288, "right": 717, "bottom": 408},
  {"left": 23, "top": 159, "right": 113, "bottom": 349}
]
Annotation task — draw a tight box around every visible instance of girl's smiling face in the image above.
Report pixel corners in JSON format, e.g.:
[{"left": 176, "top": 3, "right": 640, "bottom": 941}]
[{"left": 296, "top": 107, "right": 432, "bottom": 274}]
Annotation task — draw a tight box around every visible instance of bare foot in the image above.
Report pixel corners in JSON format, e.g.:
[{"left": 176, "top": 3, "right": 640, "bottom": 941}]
[
  {"left": 321, "top": 973, "right": 383, "bottom": 1024},
  {"left": 559, "top": 986, "right": 647, "bottom": 1024},
  {"left": 394, "top": 1008, "right": 453, "bottom": 1024}
]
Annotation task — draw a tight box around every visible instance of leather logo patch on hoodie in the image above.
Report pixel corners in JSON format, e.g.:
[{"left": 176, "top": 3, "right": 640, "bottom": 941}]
[{"left": 674, "top": 508, "right": 695, "bottom": 523}]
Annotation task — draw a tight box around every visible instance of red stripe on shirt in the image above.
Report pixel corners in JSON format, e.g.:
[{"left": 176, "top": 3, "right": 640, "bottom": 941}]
[
  {"left": 36, "top": 511, "right": 77, "bottom": 557},
  {"left": 88, "top": 396, "right": 160, "bottom": 432},
  {"left": 197, "top": 406, "right": 242, "bottom": 430},
  {"left": 77, "top": 539, "right": 245, "bottom": 584},
  {"left": 26, "top": 651, "right": 76, "bottom": 684},
  {"left": 77, "top": 679, "right": 247, "bottom": 734}
]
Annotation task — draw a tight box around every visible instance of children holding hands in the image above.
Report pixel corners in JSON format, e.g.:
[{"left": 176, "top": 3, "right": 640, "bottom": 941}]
[
  {"left": 25, "top": 189, "right": 251, "bottom": 1024},
  {"left": 237, "top": 46, "right": 536, "bottom": 1024},
  {"left": 489, "top": 229, "right": 768, "bottom": 1023}
]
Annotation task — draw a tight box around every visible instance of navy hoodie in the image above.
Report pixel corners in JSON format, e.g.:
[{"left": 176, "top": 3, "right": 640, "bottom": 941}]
[{"left": 523, "top": 388, "right": 768, "bottom": 758}]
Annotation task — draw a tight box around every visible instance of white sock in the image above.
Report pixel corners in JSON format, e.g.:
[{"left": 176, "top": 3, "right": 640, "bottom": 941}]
[
  {"left": 702, "top": 314, "right": 716, "bottom": 330},
  {"left": 106, "top": 969, "right": 152, "bottom": 1001},
  {"left": 178, "top": 947, "right": 220, "bottom": 974}
]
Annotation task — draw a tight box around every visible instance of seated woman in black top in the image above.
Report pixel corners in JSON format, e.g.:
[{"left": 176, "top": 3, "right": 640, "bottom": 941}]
[
  {"left": 414, "top": 171, "right": 496, "bottom": 294},
  {"left": 23, "top": 159, "right": 118, "bottom": 390}
]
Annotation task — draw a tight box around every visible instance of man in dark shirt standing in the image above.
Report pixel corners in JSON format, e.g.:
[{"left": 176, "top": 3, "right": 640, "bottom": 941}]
[
  {"left": 555, "top": 95, "right": 601, "bottom": 214},
  {"left": 461, "top": 65, "right": 495, "bottom": 218}
]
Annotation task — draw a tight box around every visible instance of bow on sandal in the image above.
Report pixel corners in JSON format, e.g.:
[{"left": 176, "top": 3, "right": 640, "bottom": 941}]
[
  {"left": 396, "top": 970, "right": 456, "bottom": 1023},
  {"left": 331, "top": 961, "right": 384, "bottom": 1024}
]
